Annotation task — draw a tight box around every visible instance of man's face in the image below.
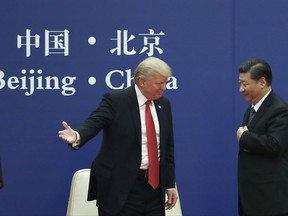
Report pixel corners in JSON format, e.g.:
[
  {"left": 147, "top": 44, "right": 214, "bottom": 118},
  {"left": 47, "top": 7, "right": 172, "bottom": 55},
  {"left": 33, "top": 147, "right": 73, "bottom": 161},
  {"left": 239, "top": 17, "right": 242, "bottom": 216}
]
[
  {"left": 139, "top": 74, "right": 168, "bottom": 101},
  {"left": 239, "top": 72, "right": 265, "bottom": 105}
]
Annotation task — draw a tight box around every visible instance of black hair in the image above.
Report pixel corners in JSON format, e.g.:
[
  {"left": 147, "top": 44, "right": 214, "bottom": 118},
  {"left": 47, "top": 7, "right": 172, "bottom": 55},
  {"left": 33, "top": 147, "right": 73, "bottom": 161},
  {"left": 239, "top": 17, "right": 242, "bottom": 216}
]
[{"left": 238, "top": 58, "right": 272, "bottom": 86}]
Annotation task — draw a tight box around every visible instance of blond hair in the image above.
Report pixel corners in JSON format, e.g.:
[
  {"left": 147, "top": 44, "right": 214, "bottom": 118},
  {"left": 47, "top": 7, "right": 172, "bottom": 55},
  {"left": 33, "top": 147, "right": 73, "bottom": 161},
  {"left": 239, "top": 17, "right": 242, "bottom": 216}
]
[{"left": 134, "top": 57, "right": 172, "bottom": 85}]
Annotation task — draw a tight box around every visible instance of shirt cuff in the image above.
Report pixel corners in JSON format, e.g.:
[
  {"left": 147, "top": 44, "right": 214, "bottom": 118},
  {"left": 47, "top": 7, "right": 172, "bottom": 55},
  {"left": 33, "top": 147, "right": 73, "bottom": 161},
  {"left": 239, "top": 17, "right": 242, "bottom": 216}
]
[
  {"left": 166, "top": 188, "right": 176, "bottom": 191},
  {"left": 71, "top": 131, "right": 81, "bottom": 149}
]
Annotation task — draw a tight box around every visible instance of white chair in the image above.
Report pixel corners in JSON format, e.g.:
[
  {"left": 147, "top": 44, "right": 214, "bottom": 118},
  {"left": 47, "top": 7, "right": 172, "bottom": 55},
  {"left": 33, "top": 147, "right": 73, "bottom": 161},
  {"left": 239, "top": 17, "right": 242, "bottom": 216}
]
[
  {"left": 67, "top": 169, "right": 182, "bottom": 216},
  {"left": 66, "top": 169, "right": 98, "bottom": 216}
]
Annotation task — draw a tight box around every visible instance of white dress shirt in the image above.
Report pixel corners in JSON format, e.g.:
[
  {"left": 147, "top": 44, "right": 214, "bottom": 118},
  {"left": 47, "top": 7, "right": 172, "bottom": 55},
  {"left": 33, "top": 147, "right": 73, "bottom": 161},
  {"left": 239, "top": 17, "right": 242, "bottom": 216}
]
[{"left": 135, "top": 85, "right": 160, "bottom": 170}]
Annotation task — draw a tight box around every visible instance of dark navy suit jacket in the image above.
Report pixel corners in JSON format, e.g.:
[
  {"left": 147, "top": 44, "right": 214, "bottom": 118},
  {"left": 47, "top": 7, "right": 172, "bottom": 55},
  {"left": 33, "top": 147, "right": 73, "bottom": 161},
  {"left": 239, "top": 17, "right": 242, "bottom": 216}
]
[
  {"left": 238, "top": 90, "right": 288, "bottom": 215},
  {"left": 76, "top": 85, "right": 175, "bottom": 215}
]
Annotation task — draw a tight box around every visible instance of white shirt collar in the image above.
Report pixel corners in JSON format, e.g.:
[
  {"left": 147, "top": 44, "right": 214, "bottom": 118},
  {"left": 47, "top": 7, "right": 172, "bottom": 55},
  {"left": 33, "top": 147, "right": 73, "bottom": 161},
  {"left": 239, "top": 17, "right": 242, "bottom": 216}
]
[
  {"left": 252, "top": 89, "right": 272, "bottom": 112},
  {"left": 135, "top": 85, "right": 148, "bottom": 107}
]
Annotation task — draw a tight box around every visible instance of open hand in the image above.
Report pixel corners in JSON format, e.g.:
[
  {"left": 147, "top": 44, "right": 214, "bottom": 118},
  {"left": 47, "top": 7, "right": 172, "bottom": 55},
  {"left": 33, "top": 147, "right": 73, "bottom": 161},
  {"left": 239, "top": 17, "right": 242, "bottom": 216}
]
[{"left": 58, "top": 121, "right": 77, "bottom": 144}]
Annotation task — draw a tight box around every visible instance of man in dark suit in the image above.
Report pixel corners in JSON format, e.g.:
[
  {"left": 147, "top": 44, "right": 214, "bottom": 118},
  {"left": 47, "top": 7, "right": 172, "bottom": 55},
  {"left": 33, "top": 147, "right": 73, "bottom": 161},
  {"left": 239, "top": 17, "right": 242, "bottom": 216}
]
[
  {"left": 59, "top": 57, "right": 178, "bottom": 216},
  {"left": 236, "top": 59, "right": 288, "bottom": 216}
]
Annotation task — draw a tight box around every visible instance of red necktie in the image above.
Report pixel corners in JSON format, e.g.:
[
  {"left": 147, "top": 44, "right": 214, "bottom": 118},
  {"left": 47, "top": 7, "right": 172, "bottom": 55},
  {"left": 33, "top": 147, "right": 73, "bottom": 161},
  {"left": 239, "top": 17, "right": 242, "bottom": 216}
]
[{"left": 145, "top": 100, "right": 159, "bottom": 189}]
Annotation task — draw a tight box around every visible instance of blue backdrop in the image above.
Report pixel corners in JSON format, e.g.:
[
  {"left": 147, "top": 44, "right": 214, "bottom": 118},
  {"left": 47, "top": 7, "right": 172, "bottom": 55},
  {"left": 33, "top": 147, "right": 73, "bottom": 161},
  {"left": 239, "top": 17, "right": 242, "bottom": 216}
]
[{"left": 1, "top": 0, "right": 288, "bottom": 215}]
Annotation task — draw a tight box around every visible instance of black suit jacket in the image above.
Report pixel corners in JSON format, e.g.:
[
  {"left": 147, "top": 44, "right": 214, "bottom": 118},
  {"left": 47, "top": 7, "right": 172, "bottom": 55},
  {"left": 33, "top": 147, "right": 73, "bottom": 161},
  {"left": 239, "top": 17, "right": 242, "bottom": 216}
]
[
  {"left": 238, "top": 90, "right": 288, "bottom": 215},
  {"left": 75, "top": 85, "right": 175, "bottom": 215}
]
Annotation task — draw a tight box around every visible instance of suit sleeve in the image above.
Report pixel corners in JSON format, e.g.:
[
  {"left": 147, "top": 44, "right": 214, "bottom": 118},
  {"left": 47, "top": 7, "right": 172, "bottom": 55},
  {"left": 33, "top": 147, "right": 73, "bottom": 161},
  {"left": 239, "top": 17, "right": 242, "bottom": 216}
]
[
  {"left": 76, "top": 93, "right": 114, "bottom": 147},
  {"left": 164, "top": 100, "right": 176, "bottom": 188}
]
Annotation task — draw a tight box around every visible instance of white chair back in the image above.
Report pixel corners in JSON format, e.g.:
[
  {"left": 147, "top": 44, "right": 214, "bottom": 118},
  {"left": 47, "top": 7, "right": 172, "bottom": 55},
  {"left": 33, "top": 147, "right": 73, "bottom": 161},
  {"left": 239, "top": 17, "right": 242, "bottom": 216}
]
[{"left": 66, "top": 169, "right": 98, "bottom": 216}]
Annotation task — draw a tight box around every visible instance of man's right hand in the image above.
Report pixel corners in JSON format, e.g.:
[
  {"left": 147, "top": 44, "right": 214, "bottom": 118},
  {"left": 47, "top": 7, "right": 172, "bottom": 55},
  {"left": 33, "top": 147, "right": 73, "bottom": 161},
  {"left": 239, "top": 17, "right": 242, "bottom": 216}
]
[{"left": 58, "top": 121, "right": 77, "bottom": 144}]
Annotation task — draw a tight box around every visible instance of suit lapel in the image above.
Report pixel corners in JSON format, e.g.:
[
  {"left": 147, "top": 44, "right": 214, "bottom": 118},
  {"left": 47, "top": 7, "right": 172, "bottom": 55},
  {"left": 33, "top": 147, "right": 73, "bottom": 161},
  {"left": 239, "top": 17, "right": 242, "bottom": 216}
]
[
  {"left": 154, "top": 100, "right": 164, "bottom": 127},
  {"left": 243, "top": 107, "right": 250, "bottom": 126},
  {"left": 248, "top": 91, "right": 274, "bottom": 129},
  {"left": 126, "top": 86, "right": 142, "bottom": 144},
  {"left": 154, "top": 99, "right": 166, "bottom": 146}
]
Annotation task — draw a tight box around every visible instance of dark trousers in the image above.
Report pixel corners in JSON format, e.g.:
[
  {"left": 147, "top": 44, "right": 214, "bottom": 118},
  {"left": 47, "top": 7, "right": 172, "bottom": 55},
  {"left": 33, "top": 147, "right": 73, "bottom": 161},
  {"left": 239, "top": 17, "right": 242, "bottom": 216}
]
[
  {"left": 241, "top": 211, "right": 288, "bottom": 216},
  {"left": 241, "top": 214, "right": 288, "bottom": 216},
  {"left": 239, "top": 197, "right": 288, "bottom": 216},
  {"left": 98, "top": 170, "right": 165, "bottom": 216}
]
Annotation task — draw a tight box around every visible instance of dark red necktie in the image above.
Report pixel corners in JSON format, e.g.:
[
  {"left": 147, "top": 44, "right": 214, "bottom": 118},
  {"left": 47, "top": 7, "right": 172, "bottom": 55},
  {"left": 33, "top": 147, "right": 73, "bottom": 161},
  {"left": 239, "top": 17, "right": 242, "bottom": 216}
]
[{"left": 145, "top": 100, "right": 159, "bottom": 189}]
